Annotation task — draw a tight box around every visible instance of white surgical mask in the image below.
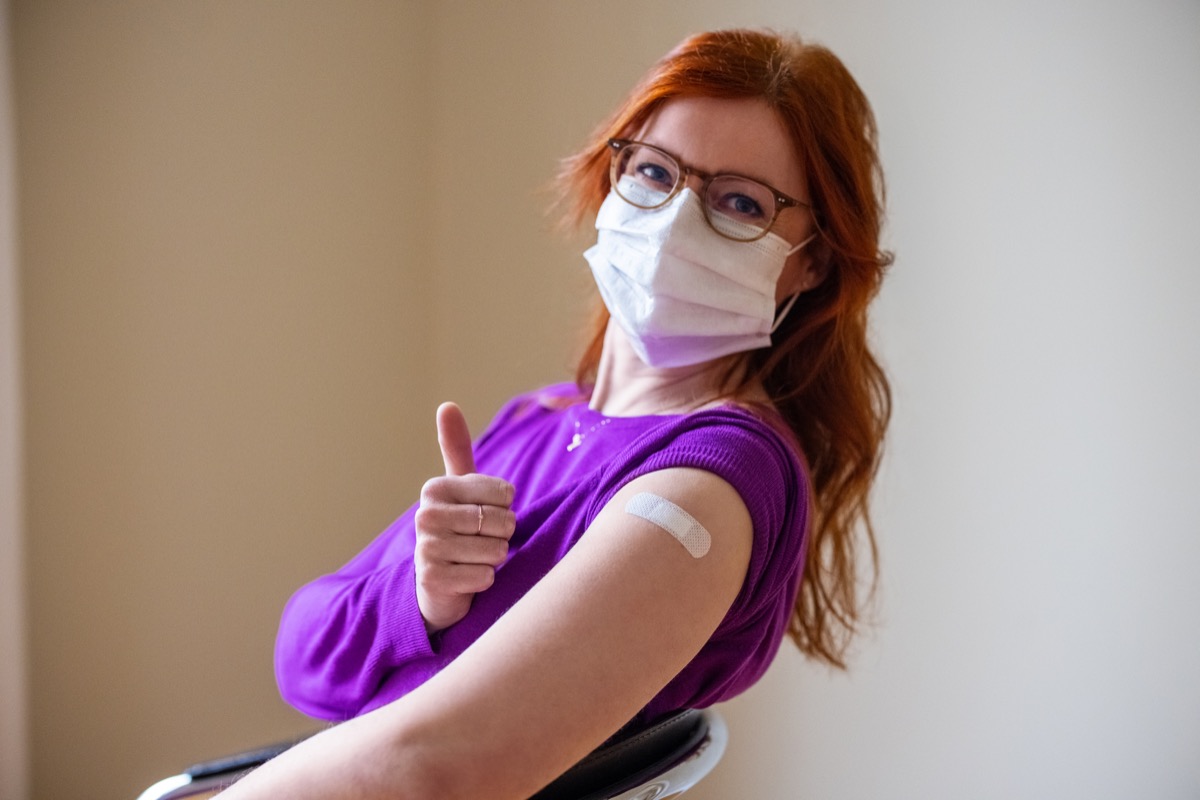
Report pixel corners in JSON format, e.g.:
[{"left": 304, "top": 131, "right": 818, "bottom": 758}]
[{"left": 583, "top": 183, "right": 813, "bottom": 368}]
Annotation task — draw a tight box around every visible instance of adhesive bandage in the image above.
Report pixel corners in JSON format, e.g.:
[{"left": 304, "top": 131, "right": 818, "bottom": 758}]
[{"left": 624, "top": 492, "right": 712, "bottom": 558}]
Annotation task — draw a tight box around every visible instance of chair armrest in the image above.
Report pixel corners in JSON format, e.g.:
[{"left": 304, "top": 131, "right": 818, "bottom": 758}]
[
  {"left": 137, "top": 710, "right": 726, "bottom": 800},
  {"left": 529, "top": 709, "right": 717, "bottom": 800}
]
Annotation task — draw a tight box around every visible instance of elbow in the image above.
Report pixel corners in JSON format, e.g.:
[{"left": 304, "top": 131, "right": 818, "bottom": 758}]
[
  {"left": 362, "top": 734, "right": 474, "bottom": 800},
  {"left": 390, "top": 762, "right": 460, "bottom": 800},
  {"left": 390, "top": 761, "right": 510, "bottom": 800},
  {"left": 373, "top": 723, "right": 530, "bottom": 800},
  {"left": 274, "top": 674, "right": 351, "bottom": 722},
  {"left": 273, "top": 630, "right": 361, "bottom": 721}
]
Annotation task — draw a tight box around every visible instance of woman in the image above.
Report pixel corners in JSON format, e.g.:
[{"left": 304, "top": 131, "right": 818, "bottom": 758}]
[{"left": 222, "top": 27, "right": 890, "bottom": 800}]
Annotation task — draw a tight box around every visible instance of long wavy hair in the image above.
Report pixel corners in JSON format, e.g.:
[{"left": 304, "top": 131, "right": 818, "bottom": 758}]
[{"left": 557, "top": 29, "right": 892, "bottom": 669}]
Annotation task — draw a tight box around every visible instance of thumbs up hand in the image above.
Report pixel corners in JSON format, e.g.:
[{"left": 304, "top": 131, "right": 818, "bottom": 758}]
[{"left": 414, "top": 402, "right": 517, "bottom": 633}]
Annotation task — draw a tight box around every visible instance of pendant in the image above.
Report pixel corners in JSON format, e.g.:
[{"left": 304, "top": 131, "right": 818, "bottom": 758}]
[{"left": 566, "top": 418, "right": 611, "bottom": 453}]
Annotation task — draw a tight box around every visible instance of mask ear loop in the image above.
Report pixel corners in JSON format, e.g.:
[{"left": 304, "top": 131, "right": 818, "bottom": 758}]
[
  {"left": 770, "top": 293, "right": 801, "bottom": 333},
  {"left": 770, "top": 233, "right": 817, "bottom": 334},
  {"left": 785, "top": 232, "right": 817, "bottom": 257}
]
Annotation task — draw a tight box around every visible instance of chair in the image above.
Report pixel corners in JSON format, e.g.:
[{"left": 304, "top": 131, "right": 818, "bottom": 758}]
[{"left": 136, "top": 707, "right": 727, "bottom": 800}]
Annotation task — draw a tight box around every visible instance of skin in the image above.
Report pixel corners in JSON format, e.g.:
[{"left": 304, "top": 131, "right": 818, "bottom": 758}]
[{"left": 218, "top": 96, "right": 820, "bottom": 800}]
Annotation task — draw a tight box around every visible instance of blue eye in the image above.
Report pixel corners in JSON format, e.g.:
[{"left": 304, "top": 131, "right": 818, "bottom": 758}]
[
  {"left": 705, "top": 174, "right": 778, "bottom": 229},
  {"left": 635, "top": 160, "right": 675, "bottom": 189},
  {"left": 730, "top": 194, "right": 765, "bottom": 219},
  {"left": 712, "top": 191, "right": 766, "bottom": 222}
]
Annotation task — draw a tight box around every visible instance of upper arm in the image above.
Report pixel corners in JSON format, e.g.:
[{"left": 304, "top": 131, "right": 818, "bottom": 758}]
[{"left": 373, "top": 465, "right": 754, "bottom": 799}]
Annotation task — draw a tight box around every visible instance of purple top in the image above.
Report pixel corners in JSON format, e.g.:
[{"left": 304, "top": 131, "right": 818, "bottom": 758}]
[{"left": 275, "top": 383, "right": 810, "bottom": 724}]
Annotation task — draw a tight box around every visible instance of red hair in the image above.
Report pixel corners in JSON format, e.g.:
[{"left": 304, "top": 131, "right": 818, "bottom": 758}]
[{"left": 557, "top": 29, "right": 892, "bottom": 669}]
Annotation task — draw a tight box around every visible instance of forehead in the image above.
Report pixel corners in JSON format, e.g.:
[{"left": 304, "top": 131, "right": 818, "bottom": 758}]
[{"left": 636, "top": 96, "right": 806, "bottom": 198}]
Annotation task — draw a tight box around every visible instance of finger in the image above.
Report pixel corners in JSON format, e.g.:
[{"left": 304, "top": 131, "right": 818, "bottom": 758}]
[
  {"left": 420, "top": 475, "right": 514, "bottom": 508},
  {"left": 416, "top": 499, "right": 517, "bottom": 539},
  {"left": 419, "top": 529, "right": 509, "bottom": 566},
  {"left": 437, "top": 401, "right": 476, "bottom": 477},
  {"left": 470, "top": 504, "right": 518, "bottom": 540},
  {"left": 422, "top": 562, "right": 495, "bottom": 595}
]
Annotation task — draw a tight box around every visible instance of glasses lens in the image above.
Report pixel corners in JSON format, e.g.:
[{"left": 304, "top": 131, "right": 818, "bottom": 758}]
[
  {"left": 612, "top": 143, "right": 678, "bottom": 208},
  {"left": 704, "top": 176, "right": 778, "bottom": 241}
]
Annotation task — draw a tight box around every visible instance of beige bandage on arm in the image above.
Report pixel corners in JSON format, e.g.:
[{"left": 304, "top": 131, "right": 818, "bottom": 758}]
[{"left": 624, "top": 492, "right": 712, "bottom": 558}]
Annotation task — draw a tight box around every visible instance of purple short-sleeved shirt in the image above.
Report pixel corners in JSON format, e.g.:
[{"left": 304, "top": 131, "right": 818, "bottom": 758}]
[{"left": 275, "top": 384, "right": 810, "bottom": 724}]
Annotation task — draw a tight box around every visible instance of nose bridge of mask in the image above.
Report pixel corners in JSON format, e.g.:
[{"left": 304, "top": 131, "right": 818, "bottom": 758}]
[
  {"left": 615, "top": 176, "right": 670, "bottom": 209},
  {"left": 661, "top": 188, "right": 796, "bottom": 259},
  {"left": 655, "top": 187, "right": 708, "bottom": 243},
  {"left": 603, "top": 184, "right": 797, "bottom": 255},
  {"left": 596, "top": 182, "right": 688, "bottom": 241},
  {"left": 646, "top": 186, "right": 715, "bottom": 228},
  {"left": 657, "top": 191, "right": 787, "bottom": 298}
]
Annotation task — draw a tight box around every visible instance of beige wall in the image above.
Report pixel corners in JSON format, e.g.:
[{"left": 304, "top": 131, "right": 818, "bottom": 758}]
[
  {"left": 10, "top": 2, "right": 1200, "bottom": 800},
  {"left": 2, "top": 2, "right": 30, "bottom": 798},
  {"left": 13, "top": 3, "right": 444, "bottom": 798}
]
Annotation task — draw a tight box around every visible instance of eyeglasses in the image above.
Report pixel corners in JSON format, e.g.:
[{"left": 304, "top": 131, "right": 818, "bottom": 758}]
[{"left": 607, "top": 138, "right": 810, "bottom": 243}]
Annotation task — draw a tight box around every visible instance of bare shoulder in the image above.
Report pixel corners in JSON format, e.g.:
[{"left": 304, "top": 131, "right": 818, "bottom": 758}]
[{"left": 591, "top": 466, "right": 753, "bottom": 572}]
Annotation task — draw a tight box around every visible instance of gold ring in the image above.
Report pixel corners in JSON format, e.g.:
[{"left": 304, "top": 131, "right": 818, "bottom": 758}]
[{"left": 476, "top": 504, "right": 484, "bottom": 534}]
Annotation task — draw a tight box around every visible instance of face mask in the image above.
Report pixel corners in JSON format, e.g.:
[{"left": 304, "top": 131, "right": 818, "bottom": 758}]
[{"left": 583, "top": 184, "right": 813, "bottom": 369}]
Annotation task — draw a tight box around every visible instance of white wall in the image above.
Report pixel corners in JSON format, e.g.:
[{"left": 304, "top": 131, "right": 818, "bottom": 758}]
[
  {"left": 11, "top": 1, "right": 1200, "bottom": 799},
  {"left": 1, "top": 2, "right": 29, "bottom": 798},
  {"left": 694, "top": 2, "right": 1200, "bottom": 798}
]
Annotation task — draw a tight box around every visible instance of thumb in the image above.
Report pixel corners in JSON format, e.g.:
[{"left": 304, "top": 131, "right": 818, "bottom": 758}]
[{"left": 436, "top": 402, "right": 476, "bottom": 476}]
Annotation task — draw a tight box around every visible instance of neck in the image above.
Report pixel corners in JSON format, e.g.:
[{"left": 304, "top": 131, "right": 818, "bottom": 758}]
[{"left": 588, "top": 323, "right": 765, "bottom": 416}]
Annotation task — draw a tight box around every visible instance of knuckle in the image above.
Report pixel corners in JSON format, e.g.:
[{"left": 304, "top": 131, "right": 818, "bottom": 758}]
[
  {"left": 421, "top": 476, "right": 448, "bottom": 502},
  {"left": 413, "top": 505, "right": 433, "bottom": 530},
  {"left": 416, "top": 565, "right": 439, "bottom": 591},
  {"left": 474, "top": 567, "right": 495, "bottom": 591},
  {"left": 414, "top": 536, "right": 431, "bottom": 559},
  {"left": 453, "top": 565, "right": 478, "bottom": 592},
  {"left": 415, "top": 534, "right": 445, "bottom": 564}
]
